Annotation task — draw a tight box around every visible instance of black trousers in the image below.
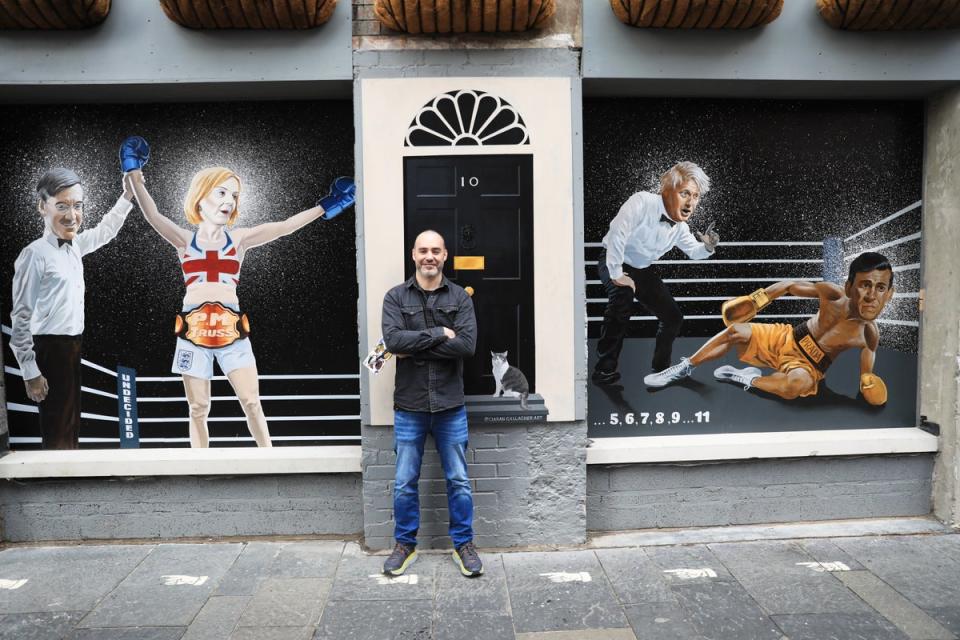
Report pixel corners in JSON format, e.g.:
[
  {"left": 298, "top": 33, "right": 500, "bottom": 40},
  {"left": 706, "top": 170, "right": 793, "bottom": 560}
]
[
  {"left": 34, "top": 334, "right": 83, "bottom": 450},
  {"left": 595, "top": 252, "right": 683, "bottom": 373}
]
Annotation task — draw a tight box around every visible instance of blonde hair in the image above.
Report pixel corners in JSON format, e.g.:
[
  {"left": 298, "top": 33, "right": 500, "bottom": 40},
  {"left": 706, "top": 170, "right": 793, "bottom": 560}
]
[
  {"left": 183, "top": 167, "right": 242, "bottom": 226},
  {"left": 660, "top": 161, "right": 711, "bottom": 195}
]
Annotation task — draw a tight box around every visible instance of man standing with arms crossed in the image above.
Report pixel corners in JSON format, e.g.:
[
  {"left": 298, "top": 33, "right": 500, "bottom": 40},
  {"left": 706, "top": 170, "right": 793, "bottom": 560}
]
[{"left": 380, "top": 230, "right": 483, "bottom": 577}]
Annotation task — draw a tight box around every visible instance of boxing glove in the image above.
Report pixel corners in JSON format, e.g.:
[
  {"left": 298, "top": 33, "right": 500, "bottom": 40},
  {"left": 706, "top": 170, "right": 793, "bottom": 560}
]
[
  {"left": 119, "top": 136, "right": 150, "bottom": 173},
  {"left": 860, "top": 373, "right": 888, "bottom": 406},
  {"left": 317, "top": 177, "right": 356, "bottom": 220},
  {"left": 721, "top": 288, "right": 771, "bottom": 327}
]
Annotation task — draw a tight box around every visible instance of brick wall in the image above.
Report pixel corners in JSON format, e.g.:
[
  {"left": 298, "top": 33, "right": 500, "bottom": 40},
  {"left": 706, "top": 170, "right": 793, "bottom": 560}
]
[
  {"left": 587, "top": 455, "right": 935, "bottom": 532},
  {"left": 0, "top": 474, "right": 363, "bottom": 541},
  {"left": 362, "top": 422, "right": 587, "bottom": 550},
  {"left": 353, "top": 0, "right": 385, "bottom": 36}
]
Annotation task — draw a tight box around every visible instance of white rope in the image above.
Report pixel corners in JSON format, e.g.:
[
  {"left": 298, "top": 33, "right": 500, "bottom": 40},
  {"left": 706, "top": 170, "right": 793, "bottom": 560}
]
[
  {"left": 587, "top": 315, "right": 917, "bottom": 326},
  {"left": 587, "top": 314, "right": 812, "bottom": 322},
  {"left": 584, "top": 259, "right": 822, "bottom": 266},
  {"left": 585, "top": 278, "right": 824, "bottom": 285},
  {"left": 586, "top": 296, "right": 818, "bottom": 303},
  {"left": 136, "top": 415, "right": 360, "bottom": 423},
  {"left": 81, "top": 359, "right": 117, "bottom": 377},
  {"left": 586, "top": 292, "right": 917, "bottom": 304},
  {"left": 893, "top": 263, "right": 920, "bottom": 272},
  {"left": 9, "top": 435, "right": 362, "bottom": 444},
  {"left": 136, "top": 373, "right": 359, "bottom": 382},
  {"left": 136, "top": 394, "right": 360, "bottom": 403},
  {"left": 582, "top": 241, "right": 822, "bottom": 248},
  {"left": 844, "top": 232, "right": 922, "bottom": 260},
  {"left": 83, "top": 386, "right": 118, "bottom": 399},
  {"left": 844, "top": 201, "right": 922, "bottom": 242}
]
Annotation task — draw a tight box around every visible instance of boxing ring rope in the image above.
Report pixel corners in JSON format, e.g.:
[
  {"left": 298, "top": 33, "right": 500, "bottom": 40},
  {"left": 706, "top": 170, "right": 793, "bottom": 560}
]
[
  {"left": 843, "top": 201, "right": 921, "bottom": 243},
  {"left": 2, "top": 325, "right": 361, "bottom": 446},
  {"left": 585, "top": 200, "right": 923, "bottom": 329}
]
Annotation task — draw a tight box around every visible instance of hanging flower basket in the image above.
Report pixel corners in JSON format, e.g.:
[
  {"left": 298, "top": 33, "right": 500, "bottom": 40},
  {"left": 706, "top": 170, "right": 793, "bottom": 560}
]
[
  {"left": 610, "top": 0, "right": 783, "bottom": 28},
  {"left": 374, "top": 0, "right": 557, "bottom": 34},
  {"left": 158, "top": 0, "right": 337, "bottom": 29},
  {"left": 0, "top": 0, "right": 110, "bottom": 29},
  {"left": 816, "top": 0, "right": 960, "bottom": 30}
]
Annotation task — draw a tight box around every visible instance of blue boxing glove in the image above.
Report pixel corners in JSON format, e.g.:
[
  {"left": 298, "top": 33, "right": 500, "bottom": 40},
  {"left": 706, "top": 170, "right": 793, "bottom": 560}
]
[
  {"left": 119, "top": 136, "right": 150, "bottom": 173},
  {"left": 317, "top": 177, "right": 356, "bottom": 220}
]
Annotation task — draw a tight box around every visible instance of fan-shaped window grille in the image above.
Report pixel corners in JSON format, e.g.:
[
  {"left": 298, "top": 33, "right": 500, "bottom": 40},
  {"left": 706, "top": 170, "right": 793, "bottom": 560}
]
[{"left": 405, "top": 90, "right": 530, "bottom": 147}]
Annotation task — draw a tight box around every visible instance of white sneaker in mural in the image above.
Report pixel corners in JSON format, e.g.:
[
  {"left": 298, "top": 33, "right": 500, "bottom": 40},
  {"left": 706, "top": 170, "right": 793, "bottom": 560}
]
[
  {"left": 643, "top": 358, "right": 694, "bottom": 388},
  {"left": 713, "top": 365, "right": 762, "bottom": 390}
]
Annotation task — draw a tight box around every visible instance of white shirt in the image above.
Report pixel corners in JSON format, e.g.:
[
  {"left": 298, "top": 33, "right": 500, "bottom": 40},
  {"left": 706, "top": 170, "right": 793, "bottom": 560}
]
[
  {"left": 10, "top": 197, "right": 133, "bottom": 380},
  {"left": 602, "top": 191, "right": 713, "bottom": 280}
]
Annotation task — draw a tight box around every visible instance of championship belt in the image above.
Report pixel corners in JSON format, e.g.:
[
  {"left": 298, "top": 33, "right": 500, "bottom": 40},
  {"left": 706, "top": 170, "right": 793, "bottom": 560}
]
[
  {"left": 792, "top": 322, "right": 832, "bottom": 374},
  {"left": 174, "top": 302, "right": 250, "bottom": 349}
]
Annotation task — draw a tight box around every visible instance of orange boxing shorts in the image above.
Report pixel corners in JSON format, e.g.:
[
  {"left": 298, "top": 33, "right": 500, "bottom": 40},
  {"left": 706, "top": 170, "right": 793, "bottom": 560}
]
[{"left": 738, "top": 323, "right": 826, "bottom": 398}]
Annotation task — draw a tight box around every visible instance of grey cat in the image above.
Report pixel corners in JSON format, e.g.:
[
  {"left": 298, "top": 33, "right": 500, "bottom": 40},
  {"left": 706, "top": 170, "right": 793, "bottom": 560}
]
[{"left": 491, "top": 351, "right": 530, "bottom": 410}]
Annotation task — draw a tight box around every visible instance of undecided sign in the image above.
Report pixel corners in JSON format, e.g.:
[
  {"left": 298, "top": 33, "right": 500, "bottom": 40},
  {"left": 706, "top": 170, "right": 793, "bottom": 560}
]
[{"left": 116, "top": 366, "right": 140, "bottom": 448}]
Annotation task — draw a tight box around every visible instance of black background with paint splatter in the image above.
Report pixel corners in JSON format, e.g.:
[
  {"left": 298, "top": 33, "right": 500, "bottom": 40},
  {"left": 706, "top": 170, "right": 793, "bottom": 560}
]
[
  {"left": 0, "top": 101, "right": 358, "bottom": 447},
  {"left": 583, "top": 98, "right": 923, "bottom": 352}
]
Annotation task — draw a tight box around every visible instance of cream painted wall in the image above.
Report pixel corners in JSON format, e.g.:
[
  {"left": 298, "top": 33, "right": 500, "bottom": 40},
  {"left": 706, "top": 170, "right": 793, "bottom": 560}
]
[{"left": 360, "top": 77, "right": 576, "bottom": 426}]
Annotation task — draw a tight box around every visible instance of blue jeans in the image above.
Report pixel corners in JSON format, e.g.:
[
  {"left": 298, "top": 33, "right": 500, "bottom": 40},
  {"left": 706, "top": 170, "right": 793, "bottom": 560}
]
[{"left": 393, "top": 406, "right": 473, "bottom": 547}]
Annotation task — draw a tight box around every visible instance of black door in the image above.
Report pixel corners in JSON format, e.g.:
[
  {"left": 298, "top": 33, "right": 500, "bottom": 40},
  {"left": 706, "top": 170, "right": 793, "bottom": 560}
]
[{"left": 404, "top": 154, "right": 534, "bottom": 396}]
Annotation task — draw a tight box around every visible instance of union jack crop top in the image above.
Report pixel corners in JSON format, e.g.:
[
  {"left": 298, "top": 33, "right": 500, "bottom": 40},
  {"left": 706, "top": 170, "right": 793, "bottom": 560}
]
[{"left": 180, "top": 231, "right": 241, "bottom": 287}]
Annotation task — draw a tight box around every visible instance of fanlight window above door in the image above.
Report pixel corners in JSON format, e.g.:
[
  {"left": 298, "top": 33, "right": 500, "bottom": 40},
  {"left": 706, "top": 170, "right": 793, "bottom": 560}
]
[{"left": 405, "top": 90, "right": 530, "bottom": 147}]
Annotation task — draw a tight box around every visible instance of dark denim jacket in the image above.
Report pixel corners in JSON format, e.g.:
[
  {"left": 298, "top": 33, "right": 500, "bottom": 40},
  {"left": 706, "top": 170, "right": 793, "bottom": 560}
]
[{"left": 381, "top": 275, "right": 477, "bottom": 413}]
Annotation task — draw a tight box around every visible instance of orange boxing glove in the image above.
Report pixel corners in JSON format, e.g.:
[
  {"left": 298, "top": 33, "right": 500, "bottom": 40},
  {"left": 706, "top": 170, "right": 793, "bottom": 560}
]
[
  {"left": 860, "top": 373, "right": 888, "bottom": 406},
  {"left": 721, "top": 289, "right": 771, "bottom": 327}
]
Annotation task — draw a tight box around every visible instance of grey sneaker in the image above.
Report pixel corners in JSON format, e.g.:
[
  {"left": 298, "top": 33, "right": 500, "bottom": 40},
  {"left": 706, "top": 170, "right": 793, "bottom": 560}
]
[
  {"left": 714, "top": 365, "right": 762, "bottom": 390},
  {"left": 383, "top": 542, "right": 417, "bottom": 576},
  {"left": 643, "top": 357, "right": 694, "bottom": 388},
  {"left": 452, "top": 542, "right": 484, "bottom": 577}
]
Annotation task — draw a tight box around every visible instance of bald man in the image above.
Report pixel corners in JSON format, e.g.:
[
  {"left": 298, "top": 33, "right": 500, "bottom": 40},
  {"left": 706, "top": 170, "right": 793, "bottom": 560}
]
[{"left": 380, "top": 230, "right": 483, "bottom": 578}]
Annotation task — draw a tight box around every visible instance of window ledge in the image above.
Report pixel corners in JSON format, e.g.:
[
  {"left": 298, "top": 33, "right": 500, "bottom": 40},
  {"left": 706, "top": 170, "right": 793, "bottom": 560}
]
[
  {"left": 586, "top": 428, "right": 939, "bottom": 465},
  {"left": 0, "top": 446, "right": 361, "bottom": 479}
]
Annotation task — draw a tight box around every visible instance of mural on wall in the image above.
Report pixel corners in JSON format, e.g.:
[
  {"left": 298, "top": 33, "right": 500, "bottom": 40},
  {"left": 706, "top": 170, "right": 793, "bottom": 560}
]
[
  {"left": 584, "top": 98, "right": 923, "bottom": 437},
  {"left": 1, "top": 101, "right": 358, "bottom": 449}
]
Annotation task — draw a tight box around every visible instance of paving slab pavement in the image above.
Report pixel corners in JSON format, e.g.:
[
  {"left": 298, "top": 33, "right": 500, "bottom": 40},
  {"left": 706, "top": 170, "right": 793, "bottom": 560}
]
[{"left": 1, "top": 519, "right": 959, "bottom": 639}]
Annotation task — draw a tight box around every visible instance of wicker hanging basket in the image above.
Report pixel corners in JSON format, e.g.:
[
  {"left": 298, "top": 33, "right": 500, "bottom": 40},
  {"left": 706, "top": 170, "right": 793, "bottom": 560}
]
[
  {"left": 158, "top": 0, "right": 337, "bottom": 29},
  {"left": 610, "top": 0, "right": 783, "bottom": 28},
  {"left": 816, "top": 0, "right": 960, "bottom": 30},
  {"left": 0, "top": 0, "right": 110, "bottom": 29},
  {"left": 374, "top": 0, "right": 557, "bottom": 34}
]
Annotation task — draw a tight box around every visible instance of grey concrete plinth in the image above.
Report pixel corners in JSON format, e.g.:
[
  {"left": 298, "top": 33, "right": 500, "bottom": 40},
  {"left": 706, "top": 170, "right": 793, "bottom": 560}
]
[
  {"left": 361, "top": 420, "right": 587, "bottom": 550},
  {"left": 0, "top": 474, "right": 363, "bottom": 542},
  {"left": 588, "top": 455, "right": 934, "bottom": 532}
]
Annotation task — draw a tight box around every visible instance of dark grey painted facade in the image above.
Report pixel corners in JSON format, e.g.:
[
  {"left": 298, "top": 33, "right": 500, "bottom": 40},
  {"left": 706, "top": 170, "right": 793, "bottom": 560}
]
[
  {"left": 588, "top": 455, "right": 935, "bottom": 532},
  {"left": 0, "top": 474, "right": 362, "bottom": 542}
]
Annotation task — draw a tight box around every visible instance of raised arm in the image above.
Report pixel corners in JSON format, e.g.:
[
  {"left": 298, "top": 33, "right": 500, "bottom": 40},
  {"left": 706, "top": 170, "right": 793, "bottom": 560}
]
[
  {"left": 765, "top": 280, "right": 843, "bottom": 300},
  {"left": 74, "top": 187, "right": 133, "bottom": 257},
  {"left": 237, "top": 177, "right": 356, "bottom": 250},
  {"left": 675, "top": 221, "right": 717, "bottom": 261},
  {"left": 721, "top": 280, "right": 843, "bottom": 326},
  {"left": 126, "top": 170, "right": 191, "bottom": 251},
  {"left": 236, "top": 205, "right": 327, "bottom": 250}
]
